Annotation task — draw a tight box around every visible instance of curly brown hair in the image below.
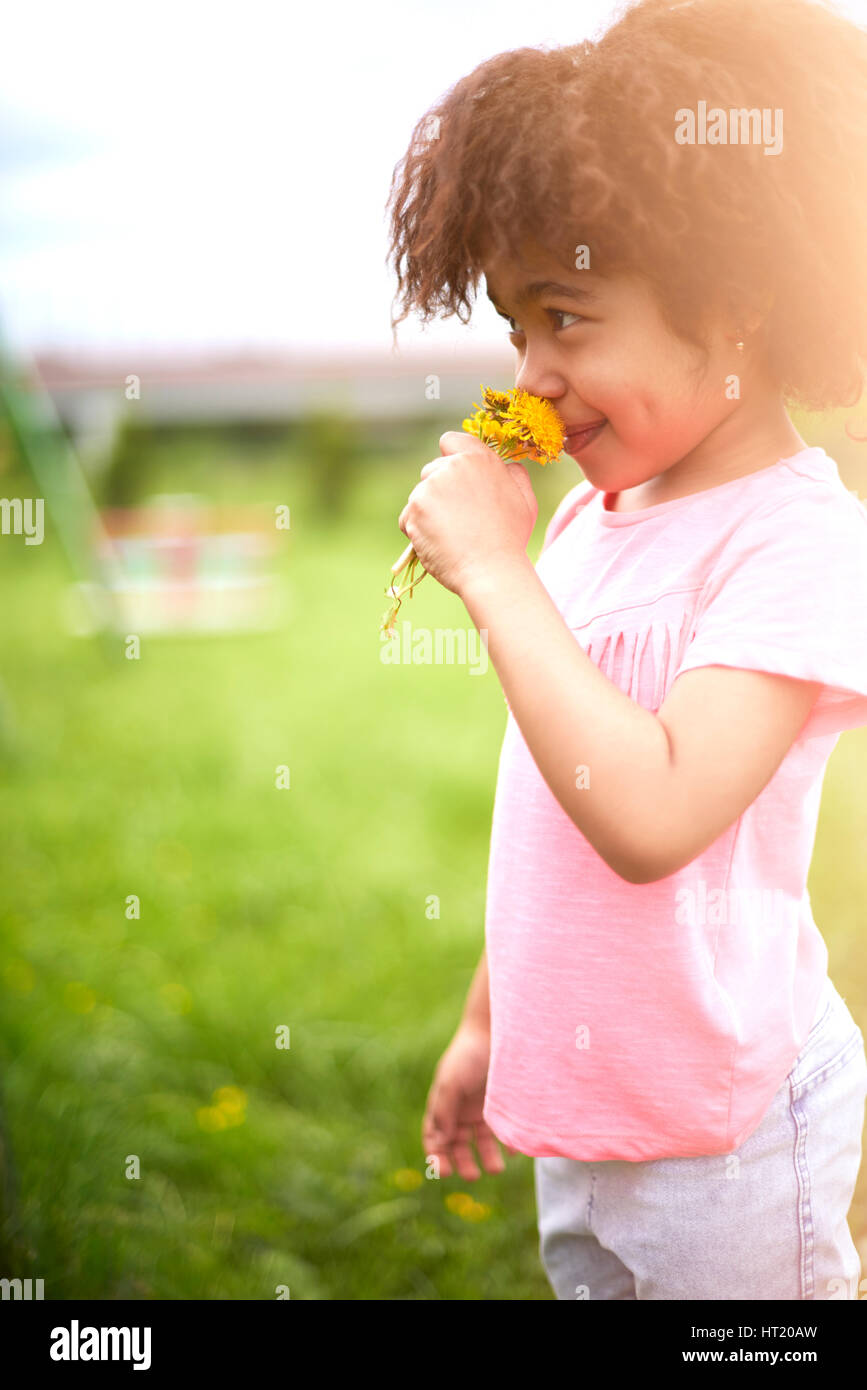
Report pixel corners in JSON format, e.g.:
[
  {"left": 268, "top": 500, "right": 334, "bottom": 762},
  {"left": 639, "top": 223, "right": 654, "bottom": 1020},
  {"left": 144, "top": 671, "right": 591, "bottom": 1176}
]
[{"left": 385, "top": 0, "right": 867, "bottom": 410}]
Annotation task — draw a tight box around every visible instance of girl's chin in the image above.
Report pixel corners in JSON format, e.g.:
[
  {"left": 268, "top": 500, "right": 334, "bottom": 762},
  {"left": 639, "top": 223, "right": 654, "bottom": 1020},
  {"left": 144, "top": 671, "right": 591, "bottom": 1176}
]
[{"left": 572, "top": 460, "right": 609, "bottom": 486}]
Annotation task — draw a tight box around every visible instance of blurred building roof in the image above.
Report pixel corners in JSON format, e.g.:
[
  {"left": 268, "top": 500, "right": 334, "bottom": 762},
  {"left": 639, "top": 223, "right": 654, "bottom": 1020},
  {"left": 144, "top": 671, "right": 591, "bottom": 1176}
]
[{"left": 30, "top": 345, "right": 516, "bottom": 431}]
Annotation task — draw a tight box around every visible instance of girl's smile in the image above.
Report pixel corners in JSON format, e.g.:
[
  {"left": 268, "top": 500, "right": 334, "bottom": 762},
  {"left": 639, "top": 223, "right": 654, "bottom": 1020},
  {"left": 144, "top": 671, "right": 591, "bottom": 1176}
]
[{"left": 562, "top": 420, "right": 607, "bottom": 456}]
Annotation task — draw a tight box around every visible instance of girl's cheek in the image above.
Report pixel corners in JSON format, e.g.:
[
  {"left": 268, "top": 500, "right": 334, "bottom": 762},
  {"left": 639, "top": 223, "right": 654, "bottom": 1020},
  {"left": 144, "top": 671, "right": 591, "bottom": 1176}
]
[{"left": 580, "top": 355, "right": 631, "bottom": 399}]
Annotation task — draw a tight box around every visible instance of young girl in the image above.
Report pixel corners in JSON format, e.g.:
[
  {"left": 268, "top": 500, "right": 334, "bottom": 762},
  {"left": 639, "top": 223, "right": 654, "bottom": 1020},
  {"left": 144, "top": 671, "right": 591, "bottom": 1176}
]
[{"left": 386, "top": 0, "right": 867, "bottom": 1299}]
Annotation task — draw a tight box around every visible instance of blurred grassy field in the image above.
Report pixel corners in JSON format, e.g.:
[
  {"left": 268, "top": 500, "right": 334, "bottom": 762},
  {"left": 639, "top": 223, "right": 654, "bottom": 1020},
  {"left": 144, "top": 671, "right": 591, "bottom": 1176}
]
[{"left": 0, "top": 420, "right": 866, "bottom": 1300}]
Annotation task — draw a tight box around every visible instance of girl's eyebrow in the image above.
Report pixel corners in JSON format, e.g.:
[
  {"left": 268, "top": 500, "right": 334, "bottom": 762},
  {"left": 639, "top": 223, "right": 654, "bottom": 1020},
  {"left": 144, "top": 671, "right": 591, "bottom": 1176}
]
[{"left": 485, "top": 279, "right": 601, "bottom": 311}]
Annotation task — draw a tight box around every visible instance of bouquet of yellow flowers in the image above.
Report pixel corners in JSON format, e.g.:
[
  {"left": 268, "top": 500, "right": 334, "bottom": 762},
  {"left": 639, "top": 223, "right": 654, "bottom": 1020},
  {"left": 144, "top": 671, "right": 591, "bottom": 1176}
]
[{"left": 380, "top": 386, "right": 565, "bottom": 635}]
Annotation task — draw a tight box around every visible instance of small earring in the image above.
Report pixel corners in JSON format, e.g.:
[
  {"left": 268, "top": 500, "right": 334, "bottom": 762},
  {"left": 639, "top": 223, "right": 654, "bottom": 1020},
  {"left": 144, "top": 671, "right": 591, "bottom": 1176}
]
[{"left": 735, "top": 332, "right": 745, "bottom": 353}]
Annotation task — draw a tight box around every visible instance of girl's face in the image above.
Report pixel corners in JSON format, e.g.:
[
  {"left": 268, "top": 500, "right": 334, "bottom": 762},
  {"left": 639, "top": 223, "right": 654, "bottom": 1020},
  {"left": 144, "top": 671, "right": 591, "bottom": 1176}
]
[{"left": 482, "top": 246, "right": 788, "bottom": 497}]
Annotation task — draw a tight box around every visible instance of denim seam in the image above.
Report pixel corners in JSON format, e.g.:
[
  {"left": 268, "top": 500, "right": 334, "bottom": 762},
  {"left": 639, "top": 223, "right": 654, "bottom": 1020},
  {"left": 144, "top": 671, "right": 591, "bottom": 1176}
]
[
  {"left": 790, "top": 1027, "right": 865, "bottom": 1100},
  {"left": 790, "top": 993, "right": 835, "bottom": 1073},
  {"left": 788, "top": 1073, "right": 814, "bottom": 1299},
  {"left": 789, "top": 1027, "right": 865, "bottom": 1301}
]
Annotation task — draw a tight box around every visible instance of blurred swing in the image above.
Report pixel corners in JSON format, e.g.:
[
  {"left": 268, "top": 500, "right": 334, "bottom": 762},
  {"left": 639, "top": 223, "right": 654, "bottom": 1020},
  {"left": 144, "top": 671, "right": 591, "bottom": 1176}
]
[
  {"left": 95, "top": 492, "right": 284, "bottom": 635},
  {"left": 0, "top": 322, "right": 286, "bottom": 659},
  {"left": 0, "top": 317, "right": 126, "bottom": 652}
]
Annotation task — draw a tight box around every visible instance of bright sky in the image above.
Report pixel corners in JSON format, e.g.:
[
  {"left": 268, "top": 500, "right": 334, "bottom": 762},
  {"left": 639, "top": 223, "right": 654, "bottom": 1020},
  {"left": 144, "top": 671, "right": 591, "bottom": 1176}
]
[{"left": 2, "top": 0, "right": 865, "bottom": 356}]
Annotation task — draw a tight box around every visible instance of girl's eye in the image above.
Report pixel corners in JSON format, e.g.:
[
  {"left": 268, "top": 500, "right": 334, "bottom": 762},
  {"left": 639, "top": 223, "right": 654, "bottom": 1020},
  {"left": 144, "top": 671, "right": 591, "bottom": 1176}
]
[
  {"left": 549, "top": 309, "right": 584, "bottom": 330},
  {"left": 501, "top": 309, "right": 584, "bottom": 335}
]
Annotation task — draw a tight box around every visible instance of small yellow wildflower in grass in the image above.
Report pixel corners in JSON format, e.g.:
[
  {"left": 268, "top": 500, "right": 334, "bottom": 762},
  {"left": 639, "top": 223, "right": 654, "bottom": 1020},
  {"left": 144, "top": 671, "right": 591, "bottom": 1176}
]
[
  {"left": 381, "top": 385, "right": 565, "bottom": 635},
  {"left": 445, "top": 1192, "right": 474, "bottom": 1216},
  {"left": 391, "top": 1168, "right": 424, "bottom": 1191},
  {"left": 444, "top": 1191, "right": 493, "bottom": 1221},
  {"left": 463, "top": 1200, "right": 492, "bottom": 1222},
  {"left": 213, "top": 1085, "right": 247, "bottom": 1124},
  {"left": 196, "top": 1106, "right": 228, "bottom": 1132},
  {"left": 196, "top": 1085, "right": 247, "bottom": 1132}
]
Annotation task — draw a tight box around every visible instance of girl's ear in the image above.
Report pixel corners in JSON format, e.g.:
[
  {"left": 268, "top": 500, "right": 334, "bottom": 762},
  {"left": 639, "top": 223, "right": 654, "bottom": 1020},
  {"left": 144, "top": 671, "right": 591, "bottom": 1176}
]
[
  {"left": 743, "top": 302, "right": 771, "bottom": 336},
  {"left": 714, "top": 283, "right": 771, "bottom": 343},
  {"left": 727, "top": 288, "right": 774, "bottom": 340}
]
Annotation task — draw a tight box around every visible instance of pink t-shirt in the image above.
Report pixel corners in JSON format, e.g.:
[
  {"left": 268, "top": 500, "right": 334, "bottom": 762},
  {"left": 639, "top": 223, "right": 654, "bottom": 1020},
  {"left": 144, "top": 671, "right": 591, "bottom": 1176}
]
[{"left": 482, "top": 446, "right": 867, "bottom": 1161}]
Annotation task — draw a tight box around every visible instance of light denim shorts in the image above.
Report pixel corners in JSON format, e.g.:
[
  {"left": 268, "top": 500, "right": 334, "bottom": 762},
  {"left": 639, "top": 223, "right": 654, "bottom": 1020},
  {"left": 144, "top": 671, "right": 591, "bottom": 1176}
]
[{"left": 534, "top": 975, "right": 867, "bottom": 1300}]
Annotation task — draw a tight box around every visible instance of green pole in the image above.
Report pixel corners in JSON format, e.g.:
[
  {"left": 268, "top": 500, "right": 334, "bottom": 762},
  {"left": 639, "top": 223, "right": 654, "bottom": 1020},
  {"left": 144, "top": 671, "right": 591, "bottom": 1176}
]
[{"left": 0, "top": 320, "right": 126, "bottom": 657}]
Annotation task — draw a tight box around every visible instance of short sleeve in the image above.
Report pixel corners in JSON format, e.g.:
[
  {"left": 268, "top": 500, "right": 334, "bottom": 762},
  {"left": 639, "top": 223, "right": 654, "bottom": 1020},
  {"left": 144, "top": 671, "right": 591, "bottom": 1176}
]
[{"left": 672, "top": 487, "right": 867, "bottom": 739}]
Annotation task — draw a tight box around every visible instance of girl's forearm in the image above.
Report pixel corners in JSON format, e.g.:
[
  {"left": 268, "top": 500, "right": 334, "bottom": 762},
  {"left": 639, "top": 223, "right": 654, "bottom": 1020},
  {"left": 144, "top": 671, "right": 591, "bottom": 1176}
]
[
  {"left": 459, "top": 552, "right": 675, "bottom": 884},
  {"left": 459, "top": 948, "right": 491, "bottom": 1033}
]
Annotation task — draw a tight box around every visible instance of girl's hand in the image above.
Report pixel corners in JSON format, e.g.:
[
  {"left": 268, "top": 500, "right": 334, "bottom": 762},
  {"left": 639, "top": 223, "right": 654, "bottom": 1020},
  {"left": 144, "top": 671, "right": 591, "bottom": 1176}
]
[
  {"left": 396, "top": 431, "right": 539, "bottom": 599},
  {"left": 422, "top": 1022, "right": 512, "bottom": 1180}
]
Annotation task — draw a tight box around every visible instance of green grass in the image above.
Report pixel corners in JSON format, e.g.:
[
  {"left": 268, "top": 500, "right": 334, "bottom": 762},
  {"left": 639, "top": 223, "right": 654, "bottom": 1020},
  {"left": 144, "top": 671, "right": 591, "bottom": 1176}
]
[
  {"left": 0, "top": 440, "right": 550, "bottom": 1300},
  {"left": 0, "top": 430, "right": 866, "bottom": 1299}
]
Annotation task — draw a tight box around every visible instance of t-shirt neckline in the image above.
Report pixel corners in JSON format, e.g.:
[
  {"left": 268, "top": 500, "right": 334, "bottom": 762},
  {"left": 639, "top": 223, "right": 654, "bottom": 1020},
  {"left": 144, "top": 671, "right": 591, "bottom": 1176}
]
[{"left": 596, "top": 446, "right": 830, "bottom": 526}]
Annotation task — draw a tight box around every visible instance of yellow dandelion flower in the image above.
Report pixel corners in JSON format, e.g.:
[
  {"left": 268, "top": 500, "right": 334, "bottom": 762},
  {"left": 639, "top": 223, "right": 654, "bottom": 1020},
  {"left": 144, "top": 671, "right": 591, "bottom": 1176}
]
[
  {"left": 463, "top": 1200, "right": 492, "bottom": 1222},
  {"left": 213, "top": 1085, "right": 247, "bottom": 1124},
  {"left": 461, "top": 413, "right": 485, "bottom": 434},
  {"left": 503, "top": 388, "right": 565, "bottom": 464},
  {"left": 196, "top": 1106, "right": 228, "bottom": 1132},
  {"left": 480, "top": 385, "right": 513, "bottom": 414},
  {"left": 444, "top": 1191, "right": 475, "bottom": 1216},
  {"left": 462, "top": 387, "right": 564, "bottom": 463},
  {"left": 465, "top": 416, "right": 509, "bottom": 447},
  {"left": 391, "top": 1168, "right": 424, "bottom": 1191},
  {"left": 197, "top": 1086, "right": 247, "bottom": 1131}
]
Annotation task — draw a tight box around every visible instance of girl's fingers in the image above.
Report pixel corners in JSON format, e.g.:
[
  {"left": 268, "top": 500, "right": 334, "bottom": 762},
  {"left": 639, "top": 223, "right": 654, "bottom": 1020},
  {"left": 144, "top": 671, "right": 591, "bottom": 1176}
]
[
  {"left": 473, "top": 1125, "right": 505, "bottom": 1174},
  {"left": 422, "top": 1091, "right": 459, "bottom": 1177},
  {"left": 449, "top": 1128, "right": 482, "bottom": 1181},
  {"left": 420, "top": 458, "right": 448, "bottom": 479},
  {"left": 441, "top": 430, "right": 487, "bottom": 456},
  {"left": 426, "top": 1146, "right": 454, "bottom": 1179}
]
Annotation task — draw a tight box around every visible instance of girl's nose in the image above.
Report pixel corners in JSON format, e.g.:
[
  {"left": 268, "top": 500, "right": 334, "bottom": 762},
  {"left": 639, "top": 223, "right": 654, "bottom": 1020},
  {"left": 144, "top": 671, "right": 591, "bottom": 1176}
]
[{"left": 514, "top": 346, "right": 568, "bottom": 403}]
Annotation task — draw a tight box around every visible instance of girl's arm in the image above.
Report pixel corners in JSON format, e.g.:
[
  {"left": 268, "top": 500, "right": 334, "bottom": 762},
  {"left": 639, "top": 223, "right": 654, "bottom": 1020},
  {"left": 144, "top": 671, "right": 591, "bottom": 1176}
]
[
  {"left": 459, "top": 553, "right": 821, "bottom": 885},
  {"left": 458, "top": 948, "right": 490, "bottom": 1034}
]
